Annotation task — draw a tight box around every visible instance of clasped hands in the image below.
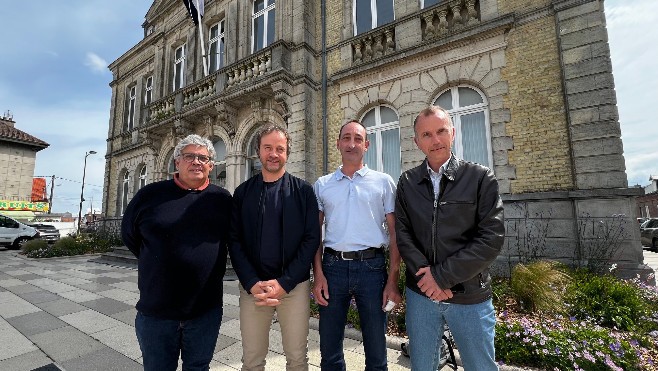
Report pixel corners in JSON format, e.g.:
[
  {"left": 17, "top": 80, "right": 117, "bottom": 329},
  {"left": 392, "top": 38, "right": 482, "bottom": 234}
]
[
  {"left": 416, "top": 266, "right": 453, "bottom": 302},
  {"left": 250, "top": 280, "right": 287, "bottom": 306}
]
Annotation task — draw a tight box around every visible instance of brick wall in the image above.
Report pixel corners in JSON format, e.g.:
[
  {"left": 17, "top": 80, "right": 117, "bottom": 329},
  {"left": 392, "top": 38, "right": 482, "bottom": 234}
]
[{"left": 502, "top": 15, "right": 574, "bottom": 193}]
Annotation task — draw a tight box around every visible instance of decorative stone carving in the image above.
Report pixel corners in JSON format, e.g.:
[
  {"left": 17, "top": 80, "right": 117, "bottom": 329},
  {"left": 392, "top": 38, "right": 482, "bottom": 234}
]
[
  {"left": 140, "top": 130, "right": 164, "bottom": 153},
  {"left": 173, "top": 118, "right": 192, "bottom": 138},
  {"left": 215, "top": 102, "right": 237, "bottom": 137}
]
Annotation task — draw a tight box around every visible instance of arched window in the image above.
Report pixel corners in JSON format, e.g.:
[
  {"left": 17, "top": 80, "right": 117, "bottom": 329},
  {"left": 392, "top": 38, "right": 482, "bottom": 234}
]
[
  {"left": 211, "top": 139, "right": 227, "bottom": 187},
  {"left": 433, "top": 86, "right": 491, "bottom": 167},
  {"left": 209, "top": 20, "right": 225, "bottom": 73},
  {"left": 139, "top": 166, "right": 147, "bottom": 189},
  {"left": 245, "top": 133, "right": 262, "bottom": 180},
  {"left": 120, "top": 171, "right": 130, "bottom": 215},
  {"left": 166, "top": 152, "right": 176, "bottom": 180},
  {"left": 361, "top": 105, "right": 401, "bottom": 180}
]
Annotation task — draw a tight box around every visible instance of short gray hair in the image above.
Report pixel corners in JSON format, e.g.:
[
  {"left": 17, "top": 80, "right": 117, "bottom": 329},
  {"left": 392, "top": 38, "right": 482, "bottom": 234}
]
[{"left": 173, "top": 134, "right": 216, "bottom": 159}]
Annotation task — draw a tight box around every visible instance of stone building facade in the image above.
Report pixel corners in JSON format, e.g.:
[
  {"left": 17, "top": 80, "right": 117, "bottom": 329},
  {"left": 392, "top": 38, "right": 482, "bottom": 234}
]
[
  {"left": 104, "top": 0, "right": 650, "bottom": 277},
  {"left": 0, "top": 114, "right": 49, "bottom": 203}
]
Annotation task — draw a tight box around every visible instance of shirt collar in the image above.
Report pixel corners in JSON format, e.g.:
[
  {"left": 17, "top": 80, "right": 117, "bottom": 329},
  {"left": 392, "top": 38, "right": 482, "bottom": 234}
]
[
  {"left": 426, "top": 158, "right": 450, "bottom": 178},
  {"left": 174, "top": 173, "right": 210, "bottom": 191},
  {"left": 334, "top": 164, "right": 370, "bottom": 180}
]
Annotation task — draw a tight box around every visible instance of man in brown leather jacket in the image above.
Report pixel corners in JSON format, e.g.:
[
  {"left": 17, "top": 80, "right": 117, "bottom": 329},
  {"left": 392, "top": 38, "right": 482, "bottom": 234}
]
[{"left": 395, "top": 106, "right": 504, "bottom": 371}]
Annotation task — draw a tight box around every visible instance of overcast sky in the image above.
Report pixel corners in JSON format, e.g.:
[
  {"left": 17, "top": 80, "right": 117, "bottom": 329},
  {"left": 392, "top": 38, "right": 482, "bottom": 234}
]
[{"left": 0, "top": 0, "right": 655, "bottom": 214}]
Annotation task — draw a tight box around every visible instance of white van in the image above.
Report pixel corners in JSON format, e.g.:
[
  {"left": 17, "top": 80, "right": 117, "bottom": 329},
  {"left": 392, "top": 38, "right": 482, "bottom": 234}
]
[{"left": 0, "top": 214, "right": 40, "bottom": 250}]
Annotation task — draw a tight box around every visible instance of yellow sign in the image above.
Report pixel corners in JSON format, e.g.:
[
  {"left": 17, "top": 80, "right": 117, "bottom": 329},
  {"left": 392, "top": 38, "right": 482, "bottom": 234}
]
[{"left": 0, "top": 200, "right": 50, "bottom": 212}]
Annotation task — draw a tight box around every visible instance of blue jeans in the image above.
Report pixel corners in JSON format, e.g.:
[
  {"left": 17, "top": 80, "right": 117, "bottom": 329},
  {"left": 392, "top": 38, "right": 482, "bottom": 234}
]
[
  {"left": 406, "top": 288, "right": 497, "bottom": 371},
  {"left": 135, "top": 307, "right": 222, "bottom": 371},
  {"left": 319, "top": 253, "right": 387, "bottom": 371}
]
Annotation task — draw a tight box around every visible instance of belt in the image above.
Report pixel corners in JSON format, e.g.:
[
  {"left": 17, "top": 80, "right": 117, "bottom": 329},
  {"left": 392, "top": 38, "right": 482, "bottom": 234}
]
[{"left": 324, "top": 247, "right": 383, "bottom": 261}]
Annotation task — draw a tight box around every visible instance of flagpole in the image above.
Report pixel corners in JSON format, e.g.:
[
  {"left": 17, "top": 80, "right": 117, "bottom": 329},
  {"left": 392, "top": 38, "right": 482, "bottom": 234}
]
[{"left": 195, "top": 0, "right": 208, "bottom": 77}]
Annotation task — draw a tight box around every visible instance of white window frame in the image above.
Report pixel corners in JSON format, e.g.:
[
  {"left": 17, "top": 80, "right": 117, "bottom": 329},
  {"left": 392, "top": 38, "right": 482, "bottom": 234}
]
[
  {"left": 144, "top": 76, "right": 153, "bottom": 106},
  {"left": 209, "top": 20, "right": 225, "bottom": 73},
  {"left": 120, "top": 172, "right": 130, "bottom": 215},
  {"left": 361, "top": 105, "right": 401, "bottom": 179},
  {"left": 353, "top": 0, "right": 395, "bottom": 35},
  {"left": 245, "top": 134, "right": 262, "bottom": 180},
  {"left": 433, "top": 85, "right": 492, "bottom": 168},
  {"left": 420, "top": 0, "right": 441, "bottom": 9},
  {"left": 173, "top": 44, "right": 186, "bottom": 91},
  {"left": 139, "top": 166, "right": 147, "bottom": 189},
  {"left": 126, "top": 86, "right": 136, "bottom": 131},
  {"left": 252, "top": 0, "right": 276, "bottom": 53}
]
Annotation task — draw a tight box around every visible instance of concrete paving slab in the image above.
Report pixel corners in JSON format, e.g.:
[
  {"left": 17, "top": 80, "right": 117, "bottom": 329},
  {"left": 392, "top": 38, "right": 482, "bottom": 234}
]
[
  {"left": 110, "top": 308, "right": 138, "bottom": 326},
  {"left": 91, "top": 276, "right": 123, "bottom": 285},
  {"left": 6, "top": 311, "right": 68, "bottom": 337},
  {"left": 70, "top": 282, "right": 115, "bottom": 293},
  {"left": 38, "top": 282, "right": 78, "bottom": 295},
  {"left": 17, "top": 290, "right": 63, "bottom": 305},
  {"left": 3, "top": 269, "right": 33, "bottom": 276},
  {"left": 222, "top": 304, "right": 240, "bottom": 320},
  {"left": 0, "top": 349, "right": 52, "bottom": 371},
  {"left": 215, "top": 333, "right": 239, "bottom": 353},
  {"left": 91, "top": 323, "right": 141, "bottom": 360},
  {"left": 224, "top": 294, "right": 239, "bottom": 307},
  {"left": 212, "top": 341, "right": 243, "bottom": 368},
  {"left": 58, "top": 346, "right": 141, "bottom": 371},
  {"left": 0, "top": 324, "right": 39, "bottom": 361},
  {"left": 57, "top": 288, "right": 103, "bottom": 303},
  {"left": 57, "top": 277, "right": 92, "bottom": 286},
  {"left": 6, "top": 283, "right": 42, "bottom": 295},
  {"left": 59, "top": 309, "right": 124, "bottom": 335},
  {"left": 0, "top": 291, "right": 42, "bottom": 318},
  {"left": 79, "top": 297, "right": 134, "bottom": 316},
  {"left": 218, "top": 318, "right": 241, "bottom": 341},
  {"left": 97, "top": 288, "right": 140, "bottom": 303},
  {"left": 28, "top": 326, "right": 106, "bottom": 362},
  {"left": 25, "top": 278, "right": 60, "bottom": 287},
  {"left": 109, "top": 281, "right": 139, "bottom": 292},
  {"left": 35, "top": 298, "right": 88, "bottom": 317},
  {"left": 0, "top": 278, "right": 28, "bottom": 288}
]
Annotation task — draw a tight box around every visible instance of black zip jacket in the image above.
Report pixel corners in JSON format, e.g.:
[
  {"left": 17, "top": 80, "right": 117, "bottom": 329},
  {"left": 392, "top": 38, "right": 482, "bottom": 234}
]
[
  {"left": 229, "top": 172, "right": 321, "bottom": 294},
  {"left": 395, "top": 155, "right": 504, "bottom": 304}
]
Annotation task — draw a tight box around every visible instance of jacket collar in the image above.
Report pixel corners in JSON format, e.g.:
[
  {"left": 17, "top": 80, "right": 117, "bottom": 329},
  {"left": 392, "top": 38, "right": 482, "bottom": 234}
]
[{"left": 417, "top": 153, "right": 459, "bottom": 185}]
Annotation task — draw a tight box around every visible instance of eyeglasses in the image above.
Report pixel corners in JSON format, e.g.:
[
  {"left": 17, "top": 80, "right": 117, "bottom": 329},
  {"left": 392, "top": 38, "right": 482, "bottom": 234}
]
[{"left": 179, "top": 153, "right": 213, "bottom": 164}]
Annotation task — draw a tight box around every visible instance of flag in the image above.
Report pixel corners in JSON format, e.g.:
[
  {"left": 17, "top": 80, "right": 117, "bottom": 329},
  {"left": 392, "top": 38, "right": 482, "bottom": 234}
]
[{"left": 182, "top": 0, "right": 204, "bottom": 26}]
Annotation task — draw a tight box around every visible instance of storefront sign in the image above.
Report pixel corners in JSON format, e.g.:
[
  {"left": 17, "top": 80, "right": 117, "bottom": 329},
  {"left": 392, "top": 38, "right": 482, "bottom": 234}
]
[{"left": 0, "top": 200, "right": 49, "bottom": 212}]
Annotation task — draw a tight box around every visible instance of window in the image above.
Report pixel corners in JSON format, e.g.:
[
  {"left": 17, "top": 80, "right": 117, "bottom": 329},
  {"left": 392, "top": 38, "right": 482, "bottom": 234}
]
[
  {"left": 139, "top": 166, "right": 147, "bottom": 189},
  {"left": 362, "top": 105, "right": 401, "bottom": 180},
  {"left": 173, "top": 44, "right": 186, "bottom": 91},
  {"left": 354, "top": 0, "right": 394, "bottom": 35},
  {"left": 420, "top": 0, "right": 441, "bottom": 8},
  {"left": 126, "top": 86, "right": 136, "bottom": 131},
  {"left": 144, "top": 76, "right": 153, "bottom": 106},
  {"left": 209, "top": 21, "right": 225, "bottom": 73},
  {"left": 245, "top": 134, "right": 262, "bottom": 179},
  {"left": 167, "top": 153, "right": 176, "bottom": 180},
  {"left": 211, "top": 139, "right": 227, "bottom": 187},
  {"left": 120, "top": 172, "right": 130, "bottom": 215},
  {"left": 433, "top": 86, "right": 492, "bottom": 167},
  {"left": 252, "top": 0, "right": 275, "bottom": 52}
]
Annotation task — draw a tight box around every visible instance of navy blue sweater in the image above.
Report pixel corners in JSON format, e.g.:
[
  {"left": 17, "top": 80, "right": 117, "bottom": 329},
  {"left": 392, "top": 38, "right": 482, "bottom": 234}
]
[{"left": 121, "top": 180, "right": 232, "bottom": 320}]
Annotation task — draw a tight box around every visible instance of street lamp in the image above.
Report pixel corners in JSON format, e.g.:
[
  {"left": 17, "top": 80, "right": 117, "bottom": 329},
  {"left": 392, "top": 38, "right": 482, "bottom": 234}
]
[{"left": 77, "top": 150, "right": 97, "bottom": 235}]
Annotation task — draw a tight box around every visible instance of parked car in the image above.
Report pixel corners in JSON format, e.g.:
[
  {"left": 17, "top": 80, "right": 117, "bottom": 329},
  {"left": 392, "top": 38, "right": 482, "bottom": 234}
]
[
  {"left": 640, "top": 218, "right": 658, "bottom": 251},
  {"left": 0, "top": 215, "right": 40, "bottom": 249},
  {"left": 29, "top": 223, "right": 60, "bottom": 243}
]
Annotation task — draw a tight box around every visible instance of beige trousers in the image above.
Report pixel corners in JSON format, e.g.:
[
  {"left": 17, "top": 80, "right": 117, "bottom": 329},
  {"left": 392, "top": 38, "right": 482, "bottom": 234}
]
[{"left": 239, "top": 280, "right": 310, "bottom": 371}]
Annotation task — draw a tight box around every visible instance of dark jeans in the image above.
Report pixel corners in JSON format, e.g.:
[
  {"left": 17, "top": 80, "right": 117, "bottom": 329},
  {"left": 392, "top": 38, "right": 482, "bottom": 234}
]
[
  {"left": 319, "top": 252, "right": 387, "bottom": 371},
  {"left": 135, "top": 307, "right": 222, "bottom": 371}
]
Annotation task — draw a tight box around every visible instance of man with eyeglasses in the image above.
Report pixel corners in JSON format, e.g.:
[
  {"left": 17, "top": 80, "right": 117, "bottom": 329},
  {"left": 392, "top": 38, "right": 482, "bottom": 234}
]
[
  {"left": 229, "top": 124, "right": 320, "bottom": 371},
  {"left": 122, "top": 134, "right": 232, "bottom": 371}
]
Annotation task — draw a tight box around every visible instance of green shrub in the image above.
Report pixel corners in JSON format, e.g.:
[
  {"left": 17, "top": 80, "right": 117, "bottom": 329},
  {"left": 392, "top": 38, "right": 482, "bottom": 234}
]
[
  {"left": 566, "top": 270, "right": 651, "bottom": 332},
  {"left": 53, "top": 237, "right": 86, "bottom": 255},
  {"left": 510, "top": 260, "right": 571, "bottom": 313},
  {"left": 21, "top": 239, "right": 48, "bottom": 254}
]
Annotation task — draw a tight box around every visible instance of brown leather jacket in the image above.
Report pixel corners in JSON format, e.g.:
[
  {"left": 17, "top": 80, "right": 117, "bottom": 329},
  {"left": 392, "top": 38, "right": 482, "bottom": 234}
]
[{"left": 395, "top": 155, "right": 504, "bottom": 304}]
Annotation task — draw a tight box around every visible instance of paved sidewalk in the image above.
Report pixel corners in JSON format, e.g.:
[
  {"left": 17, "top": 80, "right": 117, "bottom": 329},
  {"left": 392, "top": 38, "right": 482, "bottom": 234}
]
[{"left": 0, "top": 249, "right": 416, "bottom": 371}]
